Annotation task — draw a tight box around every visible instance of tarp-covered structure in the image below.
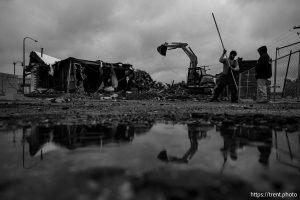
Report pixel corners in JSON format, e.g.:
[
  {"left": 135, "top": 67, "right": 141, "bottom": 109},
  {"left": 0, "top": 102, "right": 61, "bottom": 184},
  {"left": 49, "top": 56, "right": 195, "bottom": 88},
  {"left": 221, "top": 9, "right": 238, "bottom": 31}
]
[
  {"left": 28, "top": 51, "right": 134, "bottom": 93},
  {"left": 52, "top": 57, "right": 103, "bottom": 93}
]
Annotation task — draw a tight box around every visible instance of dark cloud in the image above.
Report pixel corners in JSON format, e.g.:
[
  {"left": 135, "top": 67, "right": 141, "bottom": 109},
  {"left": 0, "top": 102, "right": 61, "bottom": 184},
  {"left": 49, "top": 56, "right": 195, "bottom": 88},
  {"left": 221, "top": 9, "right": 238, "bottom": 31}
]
[{"left": 0, "top": 0, "right": 299, "bottom": 82}]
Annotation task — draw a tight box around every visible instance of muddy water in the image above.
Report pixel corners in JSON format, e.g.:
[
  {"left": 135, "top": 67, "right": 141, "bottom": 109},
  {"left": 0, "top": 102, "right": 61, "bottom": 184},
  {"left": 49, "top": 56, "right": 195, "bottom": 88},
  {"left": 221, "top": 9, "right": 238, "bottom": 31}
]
[{"left": 0, "top": 122, "right": 299, "bottom": 193}]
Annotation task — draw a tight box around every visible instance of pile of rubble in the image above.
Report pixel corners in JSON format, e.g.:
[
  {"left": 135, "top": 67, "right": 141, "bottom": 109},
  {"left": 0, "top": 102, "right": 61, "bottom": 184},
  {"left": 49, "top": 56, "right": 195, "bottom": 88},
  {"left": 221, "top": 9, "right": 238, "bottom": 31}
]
[
  {"left": 26, "top": 88, "right": 65, "bottom": 98},
  {"left": 28, "top": 69, "right": 211, "bottom": 102},
  {"left": 133, "top": 69, "right": 166, "bottom": 91}
]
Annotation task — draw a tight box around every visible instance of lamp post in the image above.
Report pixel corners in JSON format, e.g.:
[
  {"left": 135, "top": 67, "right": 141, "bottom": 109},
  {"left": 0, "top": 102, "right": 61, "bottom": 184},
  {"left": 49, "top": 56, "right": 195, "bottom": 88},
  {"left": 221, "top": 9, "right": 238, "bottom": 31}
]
[
  {"left": 13, "top": 61, "right": 23, "bottom": 75},
  {"left": 23, "top": 36, "right": 38, "bottom": 94}
]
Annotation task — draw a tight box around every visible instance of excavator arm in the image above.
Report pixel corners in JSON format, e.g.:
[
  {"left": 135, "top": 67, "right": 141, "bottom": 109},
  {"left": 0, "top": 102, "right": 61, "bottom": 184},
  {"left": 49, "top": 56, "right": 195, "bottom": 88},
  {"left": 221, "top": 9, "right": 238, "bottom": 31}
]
[{"left": 157, "top": 42, "right": 198, "bottom": 68}]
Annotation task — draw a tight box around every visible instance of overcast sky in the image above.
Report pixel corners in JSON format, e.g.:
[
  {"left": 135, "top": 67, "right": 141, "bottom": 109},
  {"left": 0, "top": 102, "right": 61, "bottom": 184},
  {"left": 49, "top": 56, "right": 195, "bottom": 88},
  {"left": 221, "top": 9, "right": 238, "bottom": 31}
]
[{"left": 0, "top": 0, "right": 299, "bottom": 83}]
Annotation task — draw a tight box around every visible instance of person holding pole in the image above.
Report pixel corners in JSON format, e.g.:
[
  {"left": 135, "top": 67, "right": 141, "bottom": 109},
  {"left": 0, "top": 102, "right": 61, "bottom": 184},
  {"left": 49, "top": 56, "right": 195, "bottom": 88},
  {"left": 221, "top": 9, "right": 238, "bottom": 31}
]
[
  {"left": 255, "top": 46, "right": 272, "bottom": 103},
  {"left": 210, "top": 49, "right": 240, "bottom": 103},
  {"left": 211, "top": 13, "right": 240, "bottom": 103}
]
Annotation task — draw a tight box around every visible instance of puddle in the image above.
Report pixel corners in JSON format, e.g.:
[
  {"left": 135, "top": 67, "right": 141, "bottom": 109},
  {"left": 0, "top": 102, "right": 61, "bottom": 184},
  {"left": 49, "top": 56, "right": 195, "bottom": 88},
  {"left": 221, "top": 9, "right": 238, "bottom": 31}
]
[{"left": 0, "top": 122, "right": 299, "bottom": 192}]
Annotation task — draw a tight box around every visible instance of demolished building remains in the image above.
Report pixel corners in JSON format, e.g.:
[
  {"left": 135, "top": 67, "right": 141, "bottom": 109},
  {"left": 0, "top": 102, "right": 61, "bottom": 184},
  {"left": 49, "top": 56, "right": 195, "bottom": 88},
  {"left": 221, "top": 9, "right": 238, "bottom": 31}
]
[{"left": 27, "top": 51, "right": 134, "bottom": 93}]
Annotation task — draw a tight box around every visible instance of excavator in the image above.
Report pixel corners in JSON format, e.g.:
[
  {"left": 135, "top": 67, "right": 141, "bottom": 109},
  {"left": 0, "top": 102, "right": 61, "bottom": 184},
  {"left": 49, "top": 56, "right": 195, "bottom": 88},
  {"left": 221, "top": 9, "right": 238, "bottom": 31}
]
[{"left": 157, "top": 42, "right": 215, "bottom": 94}]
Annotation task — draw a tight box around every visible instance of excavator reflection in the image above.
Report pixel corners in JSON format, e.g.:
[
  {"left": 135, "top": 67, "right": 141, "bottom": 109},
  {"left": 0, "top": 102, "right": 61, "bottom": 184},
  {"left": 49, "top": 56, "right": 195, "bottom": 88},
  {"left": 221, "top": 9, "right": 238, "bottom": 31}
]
[
  {"left": 156, "top": 123, "right": 299, "bottom": 172},
  {"left": 157, "top": 123, "right": 214, "bottom": 163}
]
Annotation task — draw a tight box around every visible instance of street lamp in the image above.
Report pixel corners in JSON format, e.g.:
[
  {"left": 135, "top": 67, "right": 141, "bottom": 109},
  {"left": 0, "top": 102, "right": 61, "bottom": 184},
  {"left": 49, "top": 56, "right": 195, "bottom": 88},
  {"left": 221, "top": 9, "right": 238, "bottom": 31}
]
[
  {"left": 23, "top": 36, "right": 38, "bottom": 94},
  {"left": 13, "top": 61, "right": 23, "bottom": 75}
]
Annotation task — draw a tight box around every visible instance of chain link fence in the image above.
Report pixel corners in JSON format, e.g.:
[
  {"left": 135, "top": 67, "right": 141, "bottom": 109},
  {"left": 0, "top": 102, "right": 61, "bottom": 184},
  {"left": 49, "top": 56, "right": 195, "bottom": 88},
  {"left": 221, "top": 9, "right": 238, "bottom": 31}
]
[
  {"left": 0, "top": 73, "right": 19, "bottom": 97},
  {"left": 237, "top": 41, "right": 300, "bottom": 102},
  {"left": 273, "top": 42, "right": 300, "bottom": 101},
  {"left": 238, "top": 67, "right": 257, "bottom": 100}
]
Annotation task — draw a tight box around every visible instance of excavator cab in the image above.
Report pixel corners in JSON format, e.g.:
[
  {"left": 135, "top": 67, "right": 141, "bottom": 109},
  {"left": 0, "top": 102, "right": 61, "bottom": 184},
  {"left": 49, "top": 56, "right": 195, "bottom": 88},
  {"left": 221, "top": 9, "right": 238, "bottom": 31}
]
[
  {"left": 187, "top": 67, "right": 214, "bottom": 94},
  {"left": 187, "top": 67, "right": 202, "bottom": 86}
]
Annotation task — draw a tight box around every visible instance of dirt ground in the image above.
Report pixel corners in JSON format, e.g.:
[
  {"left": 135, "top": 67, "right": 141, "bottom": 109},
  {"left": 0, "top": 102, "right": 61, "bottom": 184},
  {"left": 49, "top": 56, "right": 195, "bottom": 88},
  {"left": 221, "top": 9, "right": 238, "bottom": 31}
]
[{"left": 1, "top": 98, "right": 300, "bottom": 127}]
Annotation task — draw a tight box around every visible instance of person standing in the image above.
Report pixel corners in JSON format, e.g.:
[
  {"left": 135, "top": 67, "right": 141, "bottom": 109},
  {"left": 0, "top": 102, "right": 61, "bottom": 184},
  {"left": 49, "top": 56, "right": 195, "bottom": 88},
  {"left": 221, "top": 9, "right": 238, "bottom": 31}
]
[
  {"left": 210, "top": 49, "right": 240, "bottom": 103},
  {"left": 256, "top": 46, "right": 272, "bottom": 103}
]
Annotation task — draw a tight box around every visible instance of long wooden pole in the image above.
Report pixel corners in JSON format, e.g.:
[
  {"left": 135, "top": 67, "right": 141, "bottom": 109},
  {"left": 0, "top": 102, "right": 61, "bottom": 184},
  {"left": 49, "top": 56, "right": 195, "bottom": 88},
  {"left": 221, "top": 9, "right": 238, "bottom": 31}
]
[
  {"left": 212, "top": 13, "right": 226, "bottom": 51},
  {"left": 212, "top": 13, "right": 239, "bottom": 94}
]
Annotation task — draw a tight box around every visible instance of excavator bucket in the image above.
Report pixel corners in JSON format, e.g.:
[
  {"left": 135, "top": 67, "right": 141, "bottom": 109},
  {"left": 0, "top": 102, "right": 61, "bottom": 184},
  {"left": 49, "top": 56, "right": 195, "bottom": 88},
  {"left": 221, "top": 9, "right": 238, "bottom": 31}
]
[{"left": 157, "top": 44, "right": 168, "bottom": 56}]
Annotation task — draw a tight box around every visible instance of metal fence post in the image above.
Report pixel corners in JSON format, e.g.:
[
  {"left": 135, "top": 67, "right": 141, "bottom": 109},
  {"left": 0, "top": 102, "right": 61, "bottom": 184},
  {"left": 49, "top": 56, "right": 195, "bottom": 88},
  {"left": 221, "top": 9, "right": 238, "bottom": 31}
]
[
  {"left": 273, "top": 48, "right": 278, "bottom": 101},
  {"left": 1, "top": 79, "right": 4, "bottom": 94},
  {"left": 246, "top": 70, "right": 250, "bottom": 99},
  {"left": 282, "top": 50, "right": 292, "bottom": 98},
  {"left": 297, "top": 51, "right": 300, "bottom": 101},
  {"left": 238, "top": 73, "right": 241, "bottom": 101}
]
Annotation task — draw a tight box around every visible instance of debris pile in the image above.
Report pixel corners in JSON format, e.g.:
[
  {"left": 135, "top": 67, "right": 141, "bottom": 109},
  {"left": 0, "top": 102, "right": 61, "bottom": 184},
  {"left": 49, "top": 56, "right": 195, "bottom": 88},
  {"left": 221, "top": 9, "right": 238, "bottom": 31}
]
[
  {"left": 28, "top": 68, "right": 212, "bottom": 102},
  {"left": 27, "top": 88, "right": 64, "bottom": 98},
  {"left": 25, "top": 46, "right": 215, "bottom": 102},
  {"left": 164, "top": 81, "right": 189, "bottom": 95},
  {"left": 126, "top": 70, "right": 196, "bottom": 100},
  {"left": 133, "top": 69, "right": 166, "bottom": 91}
]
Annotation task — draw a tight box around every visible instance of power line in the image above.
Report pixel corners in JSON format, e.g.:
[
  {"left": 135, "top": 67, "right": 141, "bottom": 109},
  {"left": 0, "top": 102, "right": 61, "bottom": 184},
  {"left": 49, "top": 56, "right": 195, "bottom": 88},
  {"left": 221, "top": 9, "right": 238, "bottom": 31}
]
[
  {"left": 265, "top": 30, "right": 292, "bottom": 47},
  {"left": 244, "top": 32, "right": 299, "bottom": 58}
]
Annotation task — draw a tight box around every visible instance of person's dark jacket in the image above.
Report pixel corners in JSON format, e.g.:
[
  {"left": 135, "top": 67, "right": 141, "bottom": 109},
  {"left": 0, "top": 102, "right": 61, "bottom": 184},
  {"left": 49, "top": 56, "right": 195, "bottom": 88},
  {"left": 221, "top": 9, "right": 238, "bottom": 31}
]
[{"left": 255, "top": 46, "right": 272, "bottom": 79}]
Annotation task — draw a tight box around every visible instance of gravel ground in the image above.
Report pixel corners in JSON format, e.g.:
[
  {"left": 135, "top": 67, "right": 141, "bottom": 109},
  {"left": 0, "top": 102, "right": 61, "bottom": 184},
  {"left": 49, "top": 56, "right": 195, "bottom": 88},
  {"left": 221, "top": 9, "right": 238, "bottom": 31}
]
[{"left": 1, "top": 99, "right": 300, "bottom": 127}]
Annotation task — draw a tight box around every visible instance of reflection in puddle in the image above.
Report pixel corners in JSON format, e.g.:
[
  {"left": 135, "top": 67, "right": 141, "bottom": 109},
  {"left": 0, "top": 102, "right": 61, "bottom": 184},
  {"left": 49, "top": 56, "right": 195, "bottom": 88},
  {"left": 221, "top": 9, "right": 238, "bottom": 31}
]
[
  {"left": 27, "top": 124, "right": 135, "bottom": 154},
  {"left": 157, "top": 123, "right": 213, "bottom": 163},
  {"left": 20, "top": 123, "right": 152, "bottom": 168},
  {"left": 219, "top": 126, "right": 273, "bottom": 170},
  {"left": 219, "top": 126, "right": 300, "bottom": 172},
  {"left": 0, "top": 122, "right": 299, "bottom": 191}
]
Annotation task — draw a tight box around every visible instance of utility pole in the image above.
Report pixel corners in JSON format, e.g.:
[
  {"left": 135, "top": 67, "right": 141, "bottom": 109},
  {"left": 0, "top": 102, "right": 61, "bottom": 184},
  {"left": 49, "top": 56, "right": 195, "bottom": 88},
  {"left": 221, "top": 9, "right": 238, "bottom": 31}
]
[
  {"left": 273, "top": 48, "right": 278, "bottom": 101},
  {"left": 13, "top": 61, "right": 23, "bottom": 75},
  {"left": 23, "top": 37, "right": 38, "bottom": 94}
]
